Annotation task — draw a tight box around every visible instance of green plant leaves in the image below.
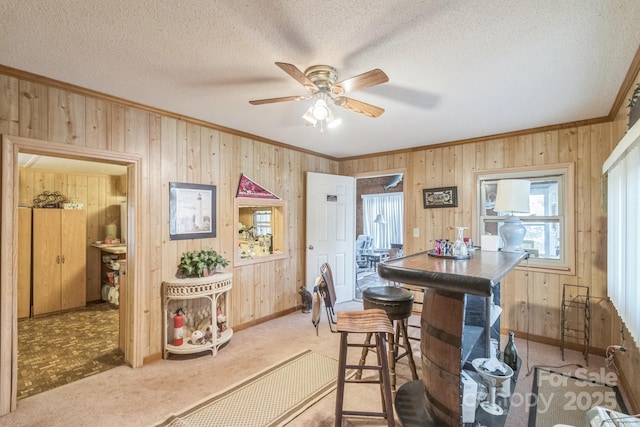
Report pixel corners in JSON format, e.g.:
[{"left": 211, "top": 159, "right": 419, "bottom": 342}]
[{"left": 177, "top": 248, "right": 230, "bottom": 277}]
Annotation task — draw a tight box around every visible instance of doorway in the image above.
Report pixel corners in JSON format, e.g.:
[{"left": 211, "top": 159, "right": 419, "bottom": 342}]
[
  {"left": 17, "top": 154, "right": 128, "bottom": 398},
  {"left": 355, "top": 172, "right": 405, "bottom": 299},
  {"left": 0, "top": 135, "right": 141, "bottom": 414}
]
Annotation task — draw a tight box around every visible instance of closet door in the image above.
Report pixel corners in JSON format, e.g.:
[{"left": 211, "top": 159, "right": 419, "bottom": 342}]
[
  {"left": 61, "top": 209, "right": 86, "bottom": 310},
  {"left": 32, "top": 209, "right": 62, "bottom": 315}
]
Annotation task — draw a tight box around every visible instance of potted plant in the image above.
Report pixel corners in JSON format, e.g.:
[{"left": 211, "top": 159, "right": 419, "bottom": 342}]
[
  {"left": 628, "top": 82, "right": 640, "bottom": 129},
  {"left": 176, "top": 248, "right": 230, "bottom": 278}
]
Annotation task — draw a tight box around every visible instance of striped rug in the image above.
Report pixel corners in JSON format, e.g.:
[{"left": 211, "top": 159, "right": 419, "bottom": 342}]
[
  {"left": 529, "top": 368, "right": 627, "bottom": 427},
  {"left": 156, "top": 350, "right": 340, "bottom": 427}
]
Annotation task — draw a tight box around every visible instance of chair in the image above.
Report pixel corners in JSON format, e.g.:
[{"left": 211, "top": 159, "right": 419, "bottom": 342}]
[
  {"left": 358, "top": 285, "right": 419, "bottom": 395},
  {"left": 318, "top": 263, "right": 395, "bottom": 427},
  {"left": 355, "top": 235, "right": 374, "bottom": 269}
]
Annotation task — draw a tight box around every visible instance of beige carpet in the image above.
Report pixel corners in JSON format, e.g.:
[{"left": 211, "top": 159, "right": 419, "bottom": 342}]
[
  {"left": 529, "top": 368, "right": 627, "bottom": 427},
  {"left": 157, "top": 350, "right": 341, "bottom": 427}
]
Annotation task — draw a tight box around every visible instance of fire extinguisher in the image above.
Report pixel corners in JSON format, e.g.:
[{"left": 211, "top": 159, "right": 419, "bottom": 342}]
[{"left": 173, "top": 308, "right": 185, "bottom": 346}]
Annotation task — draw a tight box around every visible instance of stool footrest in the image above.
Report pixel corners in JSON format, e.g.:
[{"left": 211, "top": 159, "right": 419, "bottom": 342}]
[
  {"left": 347, "top": 342, "right": 377, "bottom": 349},
  {"left": 342, "top": 410, "right": 388, "bottom": 418},
  {"left": 346, "top": 379, "right": 382, "bottom": 384},
  {"left": 346, "top": 364, "right": 381, "bottom": 371}
]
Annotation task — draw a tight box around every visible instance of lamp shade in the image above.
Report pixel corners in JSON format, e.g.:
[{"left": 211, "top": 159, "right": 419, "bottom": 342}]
[
  {"left": 373, "top": 214, "right": 386, "bottom": 224},
  {"left": 494, "top": 180, "right": 531, "bottom": 213}
]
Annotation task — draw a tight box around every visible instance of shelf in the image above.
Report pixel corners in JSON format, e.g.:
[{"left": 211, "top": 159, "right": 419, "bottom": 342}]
[
  {"left": 164, "top": 328, "right": 233, "bottom": 355},
  {"left": 162, "top": 273, "right": 233, "bottom": 359}
]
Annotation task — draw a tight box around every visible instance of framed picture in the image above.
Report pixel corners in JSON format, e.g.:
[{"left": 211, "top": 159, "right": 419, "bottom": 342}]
[
  {"left": 169, "top": 182, "right": 216, "bottom": 240},
  {"left": 423, "top": 186, "right": 458, "bottom": 208}
]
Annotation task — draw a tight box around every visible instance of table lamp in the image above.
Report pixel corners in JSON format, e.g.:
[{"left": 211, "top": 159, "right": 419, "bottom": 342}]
[{"left": 494, "top": 179, "right": 530, "bottom": 253}]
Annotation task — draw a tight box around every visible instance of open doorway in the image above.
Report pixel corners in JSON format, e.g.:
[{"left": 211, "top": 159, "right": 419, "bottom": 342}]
[
  {"left": 1, "top": 135, "right": 141, "bottom": 413},
  {"left": 17, "top": 154, "right": 128, "bottom": 398},
  {"left": 355, "top": 172, "right": 404, "bottom": 299}
]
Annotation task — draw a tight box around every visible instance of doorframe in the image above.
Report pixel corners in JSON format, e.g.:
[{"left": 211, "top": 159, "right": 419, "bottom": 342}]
[{"left": 0, "top": 135, "right": 143, "bottom": 415}]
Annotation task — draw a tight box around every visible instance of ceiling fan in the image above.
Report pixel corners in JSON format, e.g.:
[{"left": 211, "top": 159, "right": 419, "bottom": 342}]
[{"left": 249, "top": 62, "right": 389, "bottom": 130}]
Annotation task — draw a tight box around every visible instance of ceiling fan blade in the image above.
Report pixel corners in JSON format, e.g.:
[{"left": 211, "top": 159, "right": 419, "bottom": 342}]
[
  {"left": 275, "top": 62, "right": 317, "bottom": 92},
  {"left": 249, "top": 95, "right": 309, "bottom": 105},
  {"left": 334, "top": 96, "right": 385, "bottom": 118},
  {"left": 331, "top": 69, "right": 389, "bottom": 95}
]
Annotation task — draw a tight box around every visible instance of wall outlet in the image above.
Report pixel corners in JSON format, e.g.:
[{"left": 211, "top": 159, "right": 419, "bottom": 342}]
[{"left": 413, "top": 228, "right": 420, "bottom": 237}]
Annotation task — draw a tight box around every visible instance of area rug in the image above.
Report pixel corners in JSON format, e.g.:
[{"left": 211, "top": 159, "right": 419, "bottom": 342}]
[
  {"left": 156, "top": 349, "right": 340, "bottom": 427},
  {"left": 528, "top": 368, "right": 627, "bottom": 427}
]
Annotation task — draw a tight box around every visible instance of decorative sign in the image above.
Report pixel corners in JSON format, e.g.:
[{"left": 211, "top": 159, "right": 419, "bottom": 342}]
[
  {"left": 169, "top": 182, "right": 216, "bottom": 240},
  {"left": 236, "top": 174, "right": 281, "bottom": 199},
  {"left": 423, "top": 186, "right": 458, "bottom": 208}
]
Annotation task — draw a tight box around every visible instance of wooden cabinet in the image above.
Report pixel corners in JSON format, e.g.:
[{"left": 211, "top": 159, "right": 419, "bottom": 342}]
[
  {"left": 32, "top": 209, "right": 87, "bottom": 316},
  {"left": 18, "top": 208, "right": 32, "bottom": 319}
]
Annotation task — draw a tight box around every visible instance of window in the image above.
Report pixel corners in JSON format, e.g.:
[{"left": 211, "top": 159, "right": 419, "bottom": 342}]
[
  {"left": 361, "top": 193, "right": 404, "bottom": 249},
  {"left": 235, "top": 198, "right": 287, "bottom": 266},
  {"left": 604, "top": 123, "right": 640, "bottom": 346},
  {"left": 252, "top": 210, "right": 272, "bottom": 235},
  {"left": 476, "top": 164, "right": 574, "bottom": 272}
]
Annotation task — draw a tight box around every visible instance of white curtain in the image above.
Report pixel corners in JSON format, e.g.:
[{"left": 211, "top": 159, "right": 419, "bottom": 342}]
[
  {"left": 362, "top": 193, "right": 403, "bottom": 249},
  {"left": 606, "top": 130, "right": 640, "bottom": 345}
]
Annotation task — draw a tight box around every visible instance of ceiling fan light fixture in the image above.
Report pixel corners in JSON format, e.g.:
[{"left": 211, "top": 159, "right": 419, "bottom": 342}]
[
  {"left": 311, "top": 98, "right": 329, "bottom": 121},
  {"left": 302, "top": 106, "right": 317, "bottom": 125}
]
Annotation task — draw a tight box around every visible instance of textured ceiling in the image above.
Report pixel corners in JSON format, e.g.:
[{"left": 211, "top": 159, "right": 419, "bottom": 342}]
[{"left": 2, "top": 1, "right": 640, "bottom": 158}]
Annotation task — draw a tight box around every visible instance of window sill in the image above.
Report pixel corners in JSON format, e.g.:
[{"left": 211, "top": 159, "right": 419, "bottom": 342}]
[
  {"left": 514, "top": 262, "right": 575, "bottom": 276},
  {"left": 234, "top": 253, "right": 287, "bottom": 267}
]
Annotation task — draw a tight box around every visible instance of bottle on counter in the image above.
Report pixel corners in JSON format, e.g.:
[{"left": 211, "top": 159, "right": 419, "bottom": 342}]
[{"left": 503, "top": 331, "right": 518, "bottom": 371}]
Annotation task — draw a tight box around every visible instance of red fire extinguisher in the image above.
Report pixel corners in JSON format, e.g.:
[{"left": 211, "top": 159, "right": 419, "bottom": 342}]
[{"left": 173, "top": 308, "right": 185, "bottom": 346}]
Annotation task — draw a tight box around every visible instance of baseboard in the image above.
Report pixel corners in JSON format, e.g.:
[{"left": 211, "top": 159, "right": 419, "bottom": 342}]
[
  {"left": 143, "top": 352, "right": 163, "bottom": 365},
  {"left": 499, "top": 329, "right": 606, "bottom": 358},
  {"left": 616, "top": 367, "right": 640, "bottom": 414},
  {"left": 233, "top": 307, "right": 298, "bottom": 333}
]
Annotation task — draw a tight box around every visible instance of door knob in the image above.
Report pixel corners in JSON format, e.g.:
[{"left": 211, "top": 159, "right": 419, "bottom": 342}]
[{"left": 308, "top": 245, "right": 314, "bottom": 250}]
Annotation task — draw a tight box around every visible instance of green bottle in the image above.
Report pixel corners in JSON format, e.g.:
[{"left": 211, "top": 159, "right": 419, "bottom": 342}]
[{"left": 503, "top": 331, "right": 518, "bottom": 371}]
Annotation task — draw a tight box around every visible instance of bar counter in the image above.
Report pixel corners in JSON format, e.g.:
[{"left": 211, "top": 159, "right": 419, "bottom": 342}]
[
  {"left": 378, "top": 249, "right": 525, "bottom": 297},
  {"left": 378, "top": 250, "right": 527, "bottom": 427}
]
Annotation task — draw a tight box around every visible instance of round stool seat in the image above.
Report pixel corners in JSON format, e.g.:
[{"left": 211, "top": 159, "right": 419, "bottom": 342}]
[{"left": 363, "top": 286, "right": 414, "bottom": 320}]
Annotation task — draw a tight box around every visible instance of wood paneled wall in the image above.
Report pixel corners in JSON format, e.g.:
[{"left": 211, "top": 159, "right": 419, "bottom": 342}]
[
  {"left": 0, "top": 72, "right": 337, "bottom": 362},
  {"left": 340, "top": 124, "right": 617, "bottom": 352},
  {"left": 18, "top": 169, "right": 126, "bottom": 301},
  {"left": 339, "top": 75, "right": 640, "bottom": 410}
]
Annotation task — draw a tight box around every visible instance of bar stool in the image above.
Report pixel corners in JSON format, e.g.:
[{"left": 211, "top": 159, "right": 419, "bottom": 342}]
[
  {"left": 358, "top": 286, "right": 419, "bottom": 394},
  {"left": 335, "top": 308, "right": 395, "bottom": 427}
]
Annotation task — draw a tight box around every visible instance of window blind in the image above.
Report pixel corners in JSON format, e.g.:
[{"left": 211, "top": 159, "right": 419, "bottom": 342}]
[{"left": 604, "top": 123, "right": 640, "bottom": 345}]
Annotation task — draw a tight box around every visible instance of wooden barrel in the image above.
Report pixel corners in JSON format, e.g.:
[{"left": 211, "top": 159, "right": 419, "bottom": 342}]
[{"left": 421, "top": 288, "right": 464, "bottom": 426}]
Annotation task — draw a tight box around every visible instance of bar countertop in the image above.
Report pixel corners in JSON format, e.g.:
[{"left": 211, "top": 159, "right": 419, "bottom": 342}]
[{"left": 378, "top": 250, "right": 528, "bottom": 297}]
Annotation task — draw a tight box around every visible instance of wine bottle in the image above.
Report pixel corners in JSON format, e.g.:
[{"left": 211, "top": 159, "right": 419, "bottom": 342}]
[{"left": 503, "top": 331, "right": 518, "bottom": 371}]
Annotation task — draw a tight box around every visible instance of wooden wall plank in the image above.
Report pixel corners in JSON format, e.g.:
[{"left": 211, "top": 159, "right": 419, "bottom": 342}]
[
  {"left": 0, "top": 75, "right": 19, "bottom": 135},
  {"left": 19, "top": 81, "right": 48, "bottom": 140},
  {"left": 47, "top": 87, "right": 85, "bottom": 146},
  {"left": 85, "top": 98, "right": 110, "bottom": 150}
]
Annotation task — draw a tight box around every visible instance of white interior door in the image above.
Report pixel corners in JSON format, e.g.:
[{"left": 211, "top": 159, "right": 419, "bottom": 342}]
[{"left": 305, "top": 172, "right": 356, "bottom": 303}]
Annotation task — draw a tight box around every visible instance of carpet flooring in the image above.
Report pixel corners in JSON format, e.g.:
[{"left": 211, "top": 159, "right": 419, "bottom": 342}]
[
  {"left": 17, "top": 302, "right": 124, "bottom": 399},
  {"left": 2, "top": 300, "right": 632, "bottom": 427}
]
